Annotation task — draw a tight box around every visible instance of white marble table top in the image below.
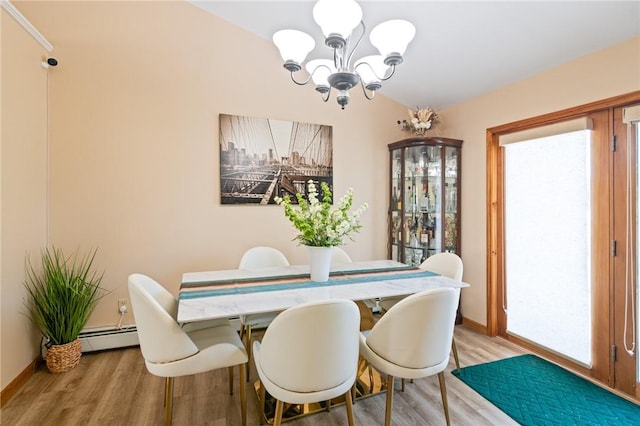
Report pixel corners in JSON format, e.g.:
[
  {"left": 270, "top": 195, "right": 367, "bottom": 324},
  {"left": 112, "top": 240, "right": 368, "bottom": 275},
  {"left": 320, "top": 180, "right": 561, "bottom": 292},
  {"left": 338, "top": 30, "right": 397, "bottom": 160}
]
[{"left": 177, "top": 259, "right": 469, "bottom": 323}]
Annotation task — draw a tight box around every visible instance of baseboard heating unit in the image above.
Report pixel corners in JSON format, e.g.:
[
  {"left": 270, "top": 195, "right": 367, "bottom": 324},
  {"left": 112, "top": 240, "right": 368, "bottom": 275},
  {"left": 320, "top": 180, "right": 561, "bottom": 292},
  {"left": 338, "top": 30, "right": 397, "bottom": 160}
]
[{"left": 79, "top": 326, "right": 139, "bottom": 352}]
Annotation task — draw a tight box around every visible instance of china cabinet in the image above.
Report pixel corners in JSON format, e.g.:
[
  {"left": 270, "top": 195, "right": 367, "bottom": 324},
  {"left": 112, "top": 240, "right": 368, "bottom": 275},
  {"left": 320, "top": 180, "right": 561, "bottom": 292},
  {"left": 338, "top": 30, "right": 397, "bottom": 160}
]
[{"left": 388, "top": 137, "right": 462, "bottom": 266}]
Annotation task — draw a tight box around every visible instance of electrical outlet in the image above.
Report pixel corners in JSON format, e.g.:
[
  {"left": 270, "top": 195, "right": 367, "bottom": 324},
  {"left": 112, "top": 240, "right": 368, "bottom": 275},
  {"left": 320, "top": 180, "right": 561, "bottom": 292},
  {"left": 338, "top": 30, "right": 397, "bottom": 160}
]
[{"left": 118, "top": 298, "right": 128, "bottom": 314}]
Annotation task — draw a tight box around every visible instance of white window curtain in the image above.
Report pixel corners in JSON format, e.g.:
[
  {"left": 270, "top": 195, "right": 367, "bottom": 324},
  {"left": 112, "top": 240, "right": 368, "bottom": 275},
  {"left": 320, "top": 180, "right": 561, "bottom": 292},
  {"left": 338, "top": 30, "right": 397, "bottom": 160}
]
[
  {"left": 623, "top": 105, "right": 640, "bottom": 124},
  {"left": 502, "top": 117, "right": 593, "bottom": 365},
  {"left": 499, "top": 117, "right": 593, "bottom": 146}
]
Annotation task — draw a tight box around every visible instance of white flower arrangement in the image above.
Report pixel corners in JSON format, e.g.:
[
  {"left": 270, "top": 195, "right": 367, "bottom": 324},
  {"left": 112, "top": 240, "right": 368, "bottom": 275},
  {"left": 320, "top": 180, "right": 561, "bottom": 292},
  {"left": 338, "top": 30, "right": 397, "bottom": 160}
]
[
  {"left": 398, "top": 106, "right": 439, "bottom": 136},
  {"left": 274, "top": 180, "right": 368, "bottom": 247}
]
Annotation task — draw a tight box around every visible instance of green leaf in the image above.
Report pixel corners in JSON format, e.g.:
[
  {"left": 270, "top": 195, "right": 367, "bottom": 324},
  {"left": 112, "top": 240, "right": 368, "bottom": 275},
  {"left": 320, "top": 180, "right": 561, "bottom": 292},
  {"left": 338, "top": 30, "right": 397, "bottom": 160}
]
[{"left": 274, "top": 180, "right": 368, "bottom": 247}]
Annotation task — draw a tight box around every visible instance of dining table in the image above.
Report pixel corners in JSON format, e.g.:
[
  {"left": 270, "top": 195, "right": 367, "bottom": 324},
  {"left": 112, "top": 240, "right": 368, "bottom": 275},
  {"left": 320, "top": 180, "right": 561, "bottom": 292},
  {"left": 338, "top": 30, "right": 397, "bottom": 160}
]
[
  {"left": 177, "top": 259, "right": 468, "bottom": 324},
  {"left": 177, "top": 259, "right": 469, "bottom": 423}
]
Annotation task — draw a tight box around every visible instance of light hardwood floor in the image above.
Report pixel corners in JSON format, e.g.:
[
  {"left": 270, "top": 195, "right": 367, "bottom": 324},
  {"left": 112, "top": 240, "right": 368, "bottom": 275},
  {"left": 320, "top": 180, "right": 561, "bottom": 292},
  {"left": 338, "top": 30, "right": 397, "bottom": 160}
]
[{"left": 1, "top": 326, "right": 527, "bottom": 425}]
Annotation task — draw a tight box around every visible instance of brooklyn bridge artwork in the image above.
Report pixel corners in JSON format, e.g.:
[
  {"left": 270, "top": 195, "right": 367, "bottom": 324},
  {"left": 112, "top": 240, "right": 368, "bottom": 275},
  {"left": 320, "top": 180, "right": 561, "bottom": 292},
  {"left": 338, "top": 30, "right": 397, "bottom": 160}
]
[{"left": 219, "top": 114, "right": 333, "bottom": 205}]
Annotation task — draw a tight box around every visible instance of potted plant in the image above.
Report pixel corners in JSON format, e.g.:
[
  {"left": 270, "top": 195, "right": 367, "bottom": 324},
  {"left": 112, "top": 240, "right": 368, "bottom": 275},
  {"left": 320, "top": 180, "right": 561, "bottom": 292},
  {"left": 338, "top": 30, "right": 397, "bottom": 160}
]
[
  {"left": 274, "top": 180, "right": 368, "bottom": 282},
  {"left": 23, "top": 247, "right": 106, "bottom": 373}
]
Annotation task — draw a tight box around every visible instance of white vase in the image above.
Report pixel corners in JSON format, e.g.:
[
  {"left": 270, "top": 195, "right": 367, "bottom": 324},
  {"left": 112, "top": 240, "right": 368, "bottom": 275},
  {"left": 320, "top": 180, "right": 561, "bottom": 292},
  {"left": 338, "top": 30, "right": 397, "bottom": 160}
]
[{"left": 307, "top": 246, "right": 333, "bottom": 282}]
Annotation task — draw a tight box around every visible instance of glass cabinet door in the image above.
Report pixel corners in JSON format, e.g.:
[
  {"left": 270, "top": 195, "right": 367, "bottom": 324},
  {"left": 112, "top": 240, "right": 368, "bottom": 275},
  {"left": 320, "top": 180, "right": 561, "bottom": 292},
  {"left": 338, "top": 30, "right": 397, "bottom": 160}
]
[
  {"left": 390, "top": 149, "right": 402, "bottom": 261},
  {"left": 444, "top": 146, "right": 459, "bottom": 253},
  {"left": 388, "top": 138, "right": 462, "bottom": 266}
]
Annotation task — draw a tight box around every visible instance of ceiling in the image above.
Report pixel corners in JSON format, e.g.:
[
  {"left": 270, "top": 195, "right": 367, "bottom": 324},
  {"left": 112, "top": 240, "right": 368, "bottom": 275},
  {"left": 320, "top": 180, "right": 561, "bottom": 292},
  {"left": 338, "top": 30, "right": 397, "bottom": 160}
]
[{"left": 190, "top": 1, "right": 640, "bottom": 109}]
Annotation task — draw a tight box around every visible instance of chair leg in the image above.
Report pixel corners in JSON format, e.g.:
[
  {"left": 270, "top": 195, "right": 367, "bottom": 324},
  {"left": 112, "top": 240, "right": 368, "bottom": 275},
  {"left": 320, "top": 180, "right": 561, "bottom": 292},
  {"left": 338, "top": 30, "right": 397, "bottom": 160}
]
[
  {"left": 326, "top": 398, "right": 332, "bottom": 412},
  {"left": 228, "top": 366, "right": 234, "bottom": 395},
  {"left": 259, "top": 382, "right": 266, "bottom": 425},
  {"left": 164, "top": 377, "right": 174, "bottom": 426},
  {"left": 245, "top": 324, "right": 252, "bottom": 381},
  {"left": 344, "top": 389, "right": 355, "bottom": 426},
  {"left": 385, "top": 375, "right": 394, "bottom": 426},
  {"left": 273, "top": 399, "right": 284, "bottom": 426},
  {"left": 451, "top": 338, "right": 461, "bottom": 374},
  {"left": 437, "top": 372, "right": 451, "bottom": 426},
  {"left": 239, "top": 364, "right": 247, "bottom": 426},
  {"left": 401, "top": 378, "right": 405, "bottom": 392}
]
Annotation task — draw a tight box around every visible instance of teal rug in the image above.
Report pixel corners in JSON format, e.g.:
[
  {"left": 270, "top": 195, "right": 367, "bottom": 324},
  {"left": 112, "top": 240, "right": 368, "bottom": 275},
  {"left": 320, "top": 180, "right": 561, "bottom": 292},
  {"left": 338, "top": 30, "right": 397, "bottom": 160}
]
[{"left": 452, "top": 354, "right": 640, "bottom": 425}]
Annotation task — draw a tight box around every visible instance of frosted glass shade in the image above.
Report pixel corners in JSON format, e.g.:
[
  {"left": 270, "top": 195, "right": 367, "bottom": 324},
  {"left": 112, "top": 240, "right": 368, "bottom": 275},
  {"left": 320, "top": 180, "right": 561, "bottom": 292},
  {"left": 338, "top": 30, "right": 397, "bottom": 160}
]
[
  {"left": 305, "top": 59, "right": 335, "bottom": 86},
  {"left": 355, "top": 55, "right": 389, "bottom": 85},
  {"left": 312, "top": 0, "right": 362, "bottom": 39},
  {"left": 370, "top": 20, "right": 415, "bottom": 57},
  {"left": 273, "top": 30, "right": 315, "bottom": 64}
]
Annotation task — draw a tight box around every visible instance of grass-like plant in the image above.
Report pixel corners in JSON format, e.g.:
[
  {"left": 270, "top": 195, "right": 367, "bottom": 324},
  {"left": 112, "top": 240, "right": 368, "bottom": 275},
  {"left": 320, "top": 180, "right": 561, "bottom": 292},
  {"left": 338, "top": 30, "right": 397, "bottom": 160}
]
[{"left": 23, "top": 247, "right": 106, "bottom": 346}]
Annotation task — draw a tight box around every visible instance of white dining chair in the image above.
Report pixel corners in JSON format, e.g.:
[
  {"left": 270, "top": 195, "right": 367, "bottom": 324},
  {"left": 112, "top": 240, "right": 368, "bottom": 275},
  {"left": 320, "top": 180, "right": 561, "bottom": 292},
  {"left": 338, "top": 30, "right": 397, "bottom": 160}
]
[
  {"left": 379, "top": 252, "right": 463, "bottom": 373},
  {"left": 330, "top": 247, "right": 375, "bottom": 332},
  {"left": 128, "top": 274, "right": 248, "bottom": 426},
  {"left": 360, "top": 288, "right": 459, "bottom": 426},
  {"left": 253, "top": 299, "right": 361, "bottom": 426},
  {"left": 237, "top": 246, "right": 290, "bottom": 379},
  {"left": 331, "top": 246, "right": 353, "bottom": 265}
]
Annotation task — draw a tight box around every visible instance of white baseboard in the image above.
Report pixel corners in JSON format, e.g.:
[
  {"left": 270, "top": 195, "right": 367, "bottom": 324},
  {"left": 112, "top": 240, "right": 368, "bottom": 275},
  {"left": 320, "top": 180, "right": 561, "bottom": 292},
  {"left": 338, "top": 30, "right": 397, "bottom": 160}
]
[{"left": 78, "top": 326, "right": 139, "bottom": 352}]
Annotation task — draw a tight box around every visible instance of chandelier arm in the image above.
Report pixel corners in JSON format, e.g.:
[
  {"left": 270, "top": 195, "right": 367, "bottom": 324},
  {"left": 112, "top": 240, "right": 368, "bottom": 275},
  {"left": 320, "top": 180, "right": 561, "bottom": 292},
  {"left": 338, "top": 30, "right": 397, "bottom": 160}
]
[
  {"left": 354, "top": 61, "right": 389, "bottom": 82},
  {"left": 359, "top": 78, "right": 376, "bottom": 101},
  {"left": 289, "top": 63, "right": 334, "bottom": 86},
  {"left": 345, "top": 21, "right": 366, "bottom": 69},
  {"left": 380, "top": 64, "right": 397, "bottom": 82},
  {"left": 290, "top": 71, "right": 313, "bottom": 86}
]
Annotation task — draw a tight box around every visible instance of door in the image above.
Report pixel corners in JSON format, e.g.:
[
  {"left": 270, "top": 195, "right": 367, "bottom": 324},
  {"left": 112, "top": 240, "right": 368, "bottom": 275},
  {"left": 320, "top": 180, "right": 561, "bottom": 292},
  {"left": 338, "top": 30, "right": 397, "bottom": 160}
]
[
  {"left": 488, "top": 93, "right": 640, "bottom": 398},
  {"left": 498, "top": 109, "right": 636, "bottom": 388},
  {"left": 613, "top": 105, "right": 639, "bottom": 397}
]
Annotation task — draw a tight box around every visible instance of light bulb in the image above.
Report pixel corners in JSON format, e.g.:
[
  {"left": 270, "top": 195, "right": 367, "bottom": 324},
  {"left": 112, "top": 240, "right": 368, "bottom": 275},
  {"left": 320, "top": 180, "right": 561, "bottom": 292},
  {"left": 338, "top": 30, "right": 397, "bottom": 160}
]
[
  {"left": 273, "top": 29, "right": 315, "bottom": 66},
  {"left": 313, "top": 0, "right": 362, "bottom": 40},
  {"left": 370, "top": 20, "right": 415, "bottom": 64}
]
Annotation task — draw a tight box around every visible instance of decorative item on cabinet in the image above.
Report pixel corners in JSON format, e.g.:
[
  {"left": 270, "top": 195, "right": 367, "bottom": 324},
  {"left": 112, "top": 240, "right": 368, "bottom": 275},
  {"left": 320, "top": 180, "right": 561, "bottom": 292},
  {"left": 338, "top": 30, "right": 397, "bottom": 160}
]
[
  {"left": 388, "top": 137, "right": 462, "bottom": 266},
  {"left": 397, "top": 107, "right": 439, "bottom": 136}
]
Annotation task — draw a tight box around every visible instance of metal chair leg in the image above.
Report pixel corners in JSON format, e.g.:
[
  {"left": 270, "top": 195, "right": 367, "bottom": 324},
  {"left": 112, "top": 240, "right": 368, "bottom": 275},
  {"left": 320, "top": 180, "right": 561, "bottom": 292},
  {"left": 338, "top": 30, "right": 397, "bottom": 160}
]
[
  {"left": 164, "top": 377, "right": 174, "bottom": 426},
  {"left": 245, "top": 324, "right": 252, "bottom": 381},
  {"left": 273, "top": 399, "right": 284, "bottom": 426},
  {"left": 344, "top": 389, "right": 355, "bottom": 426},
  {"left": 228, "top": 366, "right": 234, "bottom": 395},
  {"left": 259, "top": 382, "right": 266, "bottom": 425},
  {"left": 451, "top": 338, "right": 461, "bottom": 374},
  {"left": 239, "top": 364, "right": 247, "bottom": 426},
  {"left": 385, "top": 375, "right": 394, "bottom": 426},
  {"left": 438, "top": 372, "right": 451, "bottom": 426}
]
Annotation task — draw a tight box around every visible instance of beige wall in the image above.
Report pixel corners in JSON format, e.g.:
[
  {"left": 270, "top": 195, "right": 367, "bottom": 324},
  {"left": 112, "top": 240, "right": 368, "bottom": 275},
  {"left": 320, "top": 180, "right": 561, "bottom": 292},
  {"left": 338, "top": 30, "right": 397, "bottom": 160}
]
[
  {"left": 14, "top": 1, "right": 407, "bottom": 338},
  {"left": 438, "top": 36, "right": 640, "bottom": 325},
  {"left": 1, "top": 10, "right": 49, "bottom": 389}
]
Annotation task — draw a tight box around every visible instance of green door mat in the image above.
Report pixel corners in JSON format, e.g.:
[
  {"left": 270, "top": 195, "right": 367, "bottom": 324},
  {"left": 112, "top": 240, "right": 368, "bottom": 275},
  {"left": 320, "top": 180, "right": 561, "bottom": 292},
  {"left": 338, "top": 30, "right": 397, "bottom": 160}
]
[{"left": 452, "top": 354, "right": 640, "bottom": 425}]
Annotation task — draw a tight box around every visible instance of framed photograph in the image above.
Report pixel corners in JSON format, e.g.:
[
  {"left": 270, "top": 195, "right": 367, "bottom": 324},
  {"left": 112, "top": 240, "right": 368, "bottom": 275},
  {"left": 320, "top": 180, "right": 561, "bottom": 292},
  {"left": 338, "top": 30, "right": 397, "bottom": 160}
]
[{"left": 219, "top": 113, "right": 333, "bottom": 205}]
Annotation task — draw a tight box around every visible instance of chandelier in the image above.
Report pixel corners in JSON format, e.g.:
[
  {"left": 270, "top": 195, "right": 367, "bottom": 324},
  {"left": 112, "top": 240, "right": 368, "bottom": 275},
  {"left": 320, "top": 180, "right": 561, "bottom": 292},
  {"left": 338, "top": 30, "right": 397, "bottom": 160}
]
[{"left": 272, "top": 0, "right": 415, "bottom": 110}]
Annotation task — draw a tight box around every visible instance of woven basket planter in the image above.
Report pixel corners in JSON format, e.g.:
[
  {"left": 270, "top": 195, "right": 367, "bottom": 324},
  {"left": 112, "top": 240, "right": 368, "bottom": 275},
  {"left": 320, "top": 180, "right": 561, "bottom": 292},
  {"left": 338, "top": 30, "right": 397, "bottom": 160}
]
[{"left": 46, "top": 338, "right": 82, "bottom": 373}]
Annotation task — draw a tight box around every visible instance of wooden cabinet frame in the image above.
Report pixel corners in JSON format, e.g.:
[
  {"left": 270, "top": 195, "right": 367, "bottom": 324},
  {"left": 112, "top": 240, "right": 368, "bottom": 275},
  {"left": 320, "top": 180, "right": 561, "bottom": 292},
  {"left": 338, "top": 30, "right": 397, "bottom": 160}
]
[{"left": 388, "top": 137, "right": 463, "bottom": 265}]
